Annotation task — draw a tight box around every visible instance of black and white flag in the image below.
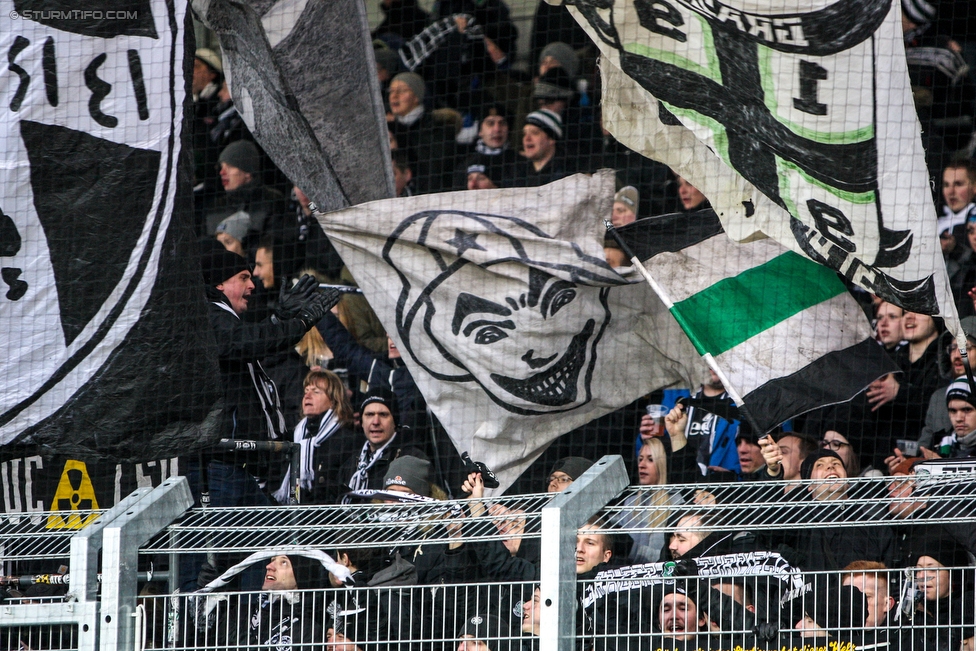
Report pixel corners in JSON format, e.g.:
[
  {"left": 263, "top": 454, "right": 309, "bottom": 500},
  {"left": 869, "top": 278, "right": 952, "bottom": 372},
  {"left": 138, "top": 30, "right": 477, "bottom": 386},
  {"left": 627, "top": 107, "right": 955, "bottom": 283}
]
[
  {"left": 560, "top": 0, "right": 955, "bottom": 323},
  {"left": 190, "top": 0, "right": 395, "bottom": 212},
  {"left": 0, "top": 0, "right": 221, "bottom": 461},
  {"left": 319, "top": 172, "right": 700, "bottom": 489}
]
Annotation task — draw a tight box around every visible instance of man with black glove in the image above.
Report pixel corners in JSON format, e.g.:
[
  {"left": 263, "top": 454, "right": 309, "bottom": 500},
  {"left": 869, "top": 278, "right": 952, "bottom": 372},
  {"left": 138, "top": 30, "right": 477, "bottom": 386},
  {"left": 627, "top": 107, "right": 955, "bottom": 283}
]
[{"left": 196, "top": 242, "right": 340, "bottom": 508}]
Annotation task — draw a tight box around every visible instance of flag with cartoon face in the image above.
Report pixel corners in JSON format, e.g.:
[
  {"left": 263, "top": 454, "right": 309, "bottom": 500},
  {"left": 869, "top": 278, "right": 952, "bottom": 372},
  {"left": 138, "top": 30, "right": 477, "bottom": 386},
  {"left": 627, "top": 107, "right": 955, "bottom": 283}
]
[
  {"left": 562, "top": 0, "right": 955, "bottom": 326},
  {"left": 318, "top": 172, "right": 700, "bottom": 489},
  {"left": 0, "top": 0, "right": 221, "bottom": 460}
]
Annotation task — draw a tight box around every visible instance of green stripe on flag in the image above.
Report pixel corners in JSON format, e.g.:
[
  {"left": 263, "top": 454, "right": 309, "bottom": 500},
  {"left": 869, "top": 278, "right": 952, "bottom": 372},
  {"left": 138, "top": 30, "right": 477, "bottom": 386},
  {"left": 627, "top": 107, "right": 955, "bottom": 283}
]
[{"left": 670, "top": 252, "right": 845, "bottom": 356}]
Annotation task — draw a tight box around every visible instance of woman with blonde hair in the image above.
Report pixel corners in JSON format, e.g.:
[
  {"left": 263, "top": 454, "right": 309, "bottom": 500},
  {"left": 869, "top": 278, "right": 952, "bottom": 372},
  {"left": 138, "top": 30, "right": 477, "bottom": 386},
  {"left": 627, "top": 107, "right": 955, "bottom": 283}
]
[
  {"left": 613, "top": 437, "right": 682, "bottom": 563},
  {"left": 274, "top": 369, "right": 359, "bottom": 504}
]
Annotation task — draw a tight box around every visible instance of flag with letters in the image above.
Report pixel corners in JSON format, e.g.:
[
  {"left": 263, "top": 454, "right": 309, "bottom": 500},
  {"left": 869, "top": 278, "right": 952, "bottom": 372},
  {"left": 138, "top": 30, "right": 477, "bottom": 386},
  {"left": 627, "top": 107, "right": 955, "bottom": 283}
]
[
  {"left": 0, "top": 0, "right": 221, "bottom": 461},
  {"left": 561, "top": 0, "right": 955, "bottom": 324}
]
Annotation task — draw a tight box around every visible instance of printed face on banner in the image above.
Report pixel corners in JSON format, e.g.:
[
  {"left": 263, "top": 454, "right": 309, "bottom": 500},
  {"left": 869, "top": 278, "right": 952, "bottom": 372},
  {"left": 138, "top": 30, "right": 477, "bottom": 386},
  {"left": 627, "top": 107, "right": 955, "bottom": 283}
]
[
  {"left": 572, "top": 0, "right": 938, "bottom": 313},
  {"left": 0, "top": 1, "right": 183, "bottom": 443},
  {"left": 384, "top": 211, "right": 615, "bottom": 415}
]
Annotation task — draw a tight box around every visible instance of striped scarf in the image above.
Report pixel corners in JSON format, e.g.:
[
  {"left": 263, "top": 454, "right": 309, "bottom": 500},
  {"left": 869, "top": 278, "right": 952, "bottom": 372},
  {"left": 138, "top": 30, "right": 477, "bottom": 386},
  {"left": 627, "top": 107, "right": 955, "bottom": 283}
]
[
  {"left": 274, "top": 410, "right": 341, "bottom": 503},
  {"left": 343, "top": 433, "right": 397, "bottom": 504}
]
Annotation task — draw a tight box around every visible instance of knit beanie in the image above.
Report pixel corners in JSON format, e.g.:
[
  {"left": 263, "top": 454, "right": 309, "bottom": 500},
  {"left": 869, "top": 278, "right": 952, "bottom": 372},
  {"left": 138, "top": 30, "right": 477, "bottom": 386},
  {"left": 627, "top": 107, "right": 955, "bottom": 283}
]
[
  {"left": 195, "top": 48, "right": 223, "bottom": 75},
  {"left": 613, "top": 186, "right": 639, "bottom": 212},
  {"left": 218, "top": 140, "right": 261, "bottom": 175},
  {"left": 200, "top": 239, "right": 250, "bottom": 286},
  {"left": 214, "top": 210, "right": 252, "bottom": 242},
  {"left": 946, "top": 378, "right": 976, "bottom": 408},
  {"left": 524, "top": 109, "right": 563, "bottom": 140},
  {"left": 361, "top": 387, "right": 400, "bottom": 427},
  {"left": 549, "top": 457, "right": 594, "bottom": 482},
  {"left": 392, "top": 72, "right": 426, "bottom": 103},
  {"left": 799, "top": 449, "right": 843, "bottom": 480},
  {"left": 539, "top": 41, "right": 579, "bottom": 79},
  {"left": 287, "top": 554, "right": 326, "bottom": 590},
  {"left": 384, "top": 455, "right": 431, "bottom": 497}
]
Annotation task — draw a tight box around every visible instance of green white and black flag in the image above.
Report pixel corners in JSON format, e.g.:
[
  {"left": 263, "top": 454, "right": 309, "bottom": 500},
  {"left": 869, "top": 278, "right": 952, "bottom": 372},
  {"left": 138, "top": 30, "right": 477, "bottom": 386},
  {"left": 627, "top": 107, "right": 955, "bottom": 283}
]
[
  {"left": 318, "top": 173, "right": 892, "bottom": 489},
  {"left": 617, "top": 209, "right": 898, "bottom": 431},
  {"left": 560, "top": 0, "right": 956, "bottom": 327}
]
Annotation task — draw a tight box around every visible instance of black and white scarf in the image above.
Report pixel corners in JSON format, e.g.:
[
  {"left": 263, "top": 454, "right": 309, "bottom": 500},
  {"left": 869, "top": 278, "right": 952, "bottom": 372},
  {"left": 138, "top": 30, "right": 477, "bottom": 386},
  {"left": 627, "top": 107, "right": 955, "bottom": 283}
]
[
  {"left": 274, "top": 410, "right": 341, "bottom": 503},
  {"left": 474, "top": 139, "right": 507, "bottom": 155},
  {"left": 343, "top": 433, "right": 397, "bottom": 504}
]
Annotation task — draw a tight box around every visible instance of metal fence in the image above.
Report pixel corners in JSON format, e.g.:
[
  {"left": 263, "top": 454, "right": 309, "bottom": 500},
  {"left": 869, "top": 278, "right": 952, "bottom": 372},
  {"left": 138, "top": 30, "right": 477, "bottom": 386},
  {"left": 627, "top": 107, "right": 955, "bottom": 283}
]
[{"left": 3, "top": 457, "right": 976, "bottom": 651}]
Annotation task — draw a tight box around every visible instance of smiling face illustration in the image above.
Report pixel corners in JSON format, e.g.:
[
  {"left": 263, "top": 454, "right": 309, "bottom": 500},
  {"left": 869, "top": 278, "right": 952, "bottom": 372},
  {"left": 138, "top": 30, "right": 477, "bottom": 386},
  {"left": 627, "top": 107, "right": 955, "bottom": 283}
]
[{"left": 383, "top": 210, "right": 617, "bottom": 415}]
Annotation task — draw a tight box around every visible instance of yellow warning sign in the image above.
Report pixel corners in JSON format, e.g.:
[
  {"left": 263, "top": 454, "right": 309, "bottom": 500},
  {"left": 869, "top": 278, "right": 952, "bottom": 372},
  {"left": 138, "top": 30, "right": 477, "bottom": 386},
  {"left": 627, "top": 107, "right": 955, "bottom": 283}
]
[{"left": 46, "top": 460, "right": 100, "bottom": 529}]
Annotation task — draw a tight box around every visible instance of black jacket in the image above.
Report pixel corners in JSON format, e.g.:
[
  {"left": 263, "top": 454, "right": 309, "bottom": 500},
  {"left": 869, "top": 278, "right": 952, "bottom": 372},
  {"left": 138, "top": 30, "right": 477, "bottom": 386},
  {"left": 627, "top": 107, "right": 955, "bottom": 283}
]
[{"left": 207, "top": 287, "right": 309, "bottom": 444}]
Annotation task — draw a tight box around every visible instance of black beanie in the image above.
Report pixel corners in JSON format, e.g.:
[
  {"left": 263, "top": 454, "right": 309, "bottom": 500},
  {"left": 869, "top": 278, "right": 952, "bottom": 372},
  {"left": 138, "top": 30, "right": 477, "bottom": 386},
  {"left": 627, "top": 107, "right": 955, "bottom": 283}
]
[
  {"left": 200, "top": 239, "right": 250, "bottom": 286},
  {"left": 800, "top": 448, "right": 843, "bottom": 480},
  {"left": 218, "top": 140, "right": 261, "bottom": 175},
  {"left": 361, "top": 387, "right": 400, "bottom": 427},
  {"left": 549, "top": 457, "right": 594, "bottom": 482},
  {"left": 284, "top": 554, "right": 325, "bottom": 590}
]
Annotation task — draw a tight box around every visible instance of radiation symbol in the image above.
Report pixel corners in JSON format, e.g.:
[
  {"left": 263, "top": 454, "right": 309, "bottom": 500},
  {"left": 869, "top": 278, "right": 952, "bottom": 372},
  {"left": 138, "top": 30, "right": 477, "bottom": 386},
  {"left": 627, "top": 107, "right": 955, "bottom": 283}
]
[{"left": 46, "top": 460, "right": 100, "bottom": 529}]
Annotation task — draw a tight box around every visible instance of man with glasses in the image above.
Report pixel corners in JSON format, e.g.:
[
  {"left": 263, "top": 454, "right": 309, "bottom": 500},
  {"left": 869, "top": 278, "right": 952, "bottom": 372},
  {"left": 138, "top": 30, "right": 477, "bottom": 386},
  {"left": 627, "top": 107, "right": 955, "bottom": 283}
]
[{"left": 545, "top": 457, "right": 593, "bottom": 493}]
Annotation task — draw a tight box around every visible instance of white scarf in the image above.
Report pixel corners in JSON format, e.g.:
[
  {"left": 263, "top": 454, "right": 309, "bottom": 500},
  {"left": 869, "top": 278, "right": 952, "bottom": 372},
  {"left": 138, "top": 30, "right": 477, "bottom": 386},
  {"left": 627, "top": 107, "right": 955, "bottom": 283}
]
[
  {"left": 273, "top": 410, "right": 341, "bottom": 503},
  {"left": 343, "top": 433, "right": 397, "bottom": 504},
  {"left": 937, "top": 202, "right": 976, "bottom": 236}
]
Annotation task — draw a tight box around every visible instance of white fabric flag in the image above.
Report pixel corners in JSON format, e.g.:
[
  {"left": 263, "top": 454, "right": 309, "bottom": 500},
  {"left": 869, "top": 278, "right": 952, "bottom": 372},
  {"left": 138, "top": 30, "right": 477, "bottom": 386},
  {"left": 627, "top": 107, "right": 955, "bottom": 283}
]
[
  {"left": 318, "top": 172, "right": 699, "bottom": 490},
  {"left": 561, "top": 0, "right": 955, "bottom": 326}
]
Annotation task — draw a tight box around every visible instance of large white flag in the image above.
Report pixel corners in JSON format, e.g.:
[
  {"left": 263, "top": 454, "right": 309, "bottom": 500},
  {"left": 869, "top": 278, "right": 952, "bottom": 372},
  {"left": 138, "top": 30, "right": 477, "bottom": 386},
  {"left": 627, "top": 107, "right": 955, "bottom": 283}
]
[
  {"left": 560, "top": 0, "right": 955, "bottom": 324},
  {"left": 319, "top": 172, "right": 698, "bottom": 488},
  {"left": 318, "top": 173, "right": 891, "bottom": 489}
]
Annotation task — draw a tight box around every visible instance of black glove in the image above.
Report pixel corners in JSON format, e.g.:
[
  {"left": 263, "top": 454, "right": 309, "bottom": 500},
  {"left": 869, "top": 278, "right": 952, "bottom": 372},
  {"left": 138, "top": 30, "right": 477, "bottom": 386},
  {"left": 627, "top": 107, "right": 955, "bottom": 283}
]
[
  {"left": 276, "top": 274, "right": 319, "bottom": 320},
  {"left": 298, "top": 287, "right": 341, "bottom": 328},
  {"left": 196, "top": 562, "right": 221, "bottom": 589}
]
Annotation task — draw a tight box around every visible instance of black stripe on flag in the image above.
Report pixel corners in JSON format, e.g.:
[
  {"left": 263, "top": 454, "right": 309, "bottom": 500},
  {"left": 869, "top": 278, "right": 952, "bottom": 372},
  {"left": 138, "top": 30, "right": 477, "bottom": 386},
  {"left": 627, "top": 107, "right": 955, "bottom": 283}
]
[
  {"left": 615, "top": 208, "right": 724, "bottom": 261},
  {"left": 743, "top": 338, "right": 899, "bottom": 433}
]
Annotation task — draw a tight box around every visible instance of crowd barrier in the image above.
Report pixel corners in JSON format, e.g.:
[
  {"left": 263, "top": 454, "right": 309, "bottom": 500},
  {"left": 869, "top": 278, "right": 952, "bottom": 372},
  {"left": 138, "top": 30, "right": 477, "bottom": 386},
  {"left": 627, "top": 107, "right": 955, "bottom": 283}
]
[{"left": 2, "top": 457, "right": 975, "bottom": 651}]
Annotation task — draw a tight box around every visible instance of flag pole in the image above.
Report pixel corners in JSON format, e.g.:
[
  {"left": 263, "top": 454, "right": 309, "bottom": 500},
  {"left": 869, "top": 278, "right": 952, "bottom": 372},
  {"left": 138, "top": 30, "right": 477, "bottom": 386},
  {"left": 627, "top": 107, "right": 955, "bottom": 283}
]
[{"left": 605, "top": 222, "right": 766, "bottom": 435}]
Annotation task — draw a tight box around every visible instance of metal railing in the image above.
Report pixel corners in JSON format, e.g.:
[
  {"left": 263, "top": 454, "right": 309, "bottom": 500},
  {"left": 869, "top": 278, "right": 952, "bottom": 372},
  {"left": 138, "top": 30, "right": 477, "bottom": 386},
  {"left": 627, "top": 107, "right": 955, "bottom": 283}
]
[{"left": 4, "top": 457, "right": 976, "bottom": 651}]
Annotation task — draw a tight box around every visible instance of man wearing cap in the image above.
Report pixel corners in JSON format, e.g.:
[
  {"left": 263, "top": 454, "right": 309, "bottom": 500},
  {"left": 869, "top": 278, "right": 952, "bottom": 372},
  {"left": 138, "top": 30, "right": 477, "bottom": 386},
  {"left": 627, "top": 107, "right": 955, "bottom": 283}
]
[
  {"left": 198, "top": 242, "right": 338, "bottom": 507},
  {"left": 457, "top": 104, "right": 518, "bottom": 189},
  {"left": 204, "top": 140, "right": 287, "bottom": 238},
  {"left": 388, "top": 71, "right": 457, "bottom": 193},
  {"left": 511, "top": 109, "right": 571, "bottom": 187},
  {"left": 338, "top": 389, "right": 423, "bottom": 502},
  {"left": 546, "top": 457, "right": 593, "bottom": 493},
  {"left": 457, "top": 613, "right": 511, "bottom": 651},
  {"left": 930, "top": 378, "right": 976, "bottom": 458},
  {"left": 610, "top": 187, "right": 639, "bottom": 228}
]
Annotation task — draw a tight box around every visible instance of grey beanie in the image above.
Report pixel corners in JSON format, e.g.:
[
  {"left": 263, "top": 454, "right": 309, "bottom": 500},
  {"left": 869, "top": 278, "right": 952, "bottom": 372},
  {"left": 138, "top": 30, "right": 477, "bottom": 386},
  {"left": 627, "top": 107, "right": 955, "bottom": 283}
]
[
  {"left": 384, "top": 456, "right": 431, "bottom": 497},
  {"left": 215, "top": 210, "right": 252, "bottom": 242},
  {"left": 218, "top": 140, "right": 261, "bottom": 175},
  {"left": 614, "top": 186, "right": 639, "bottom": 212},
  {"left": 539, "top": 41, "right": 579, "bottom": 79},
  {"left": 195, "top": 47, "right": 223, "bottom": 74},
  {"left": 392, "top": 72, "right": 426, "bottom": 103}
]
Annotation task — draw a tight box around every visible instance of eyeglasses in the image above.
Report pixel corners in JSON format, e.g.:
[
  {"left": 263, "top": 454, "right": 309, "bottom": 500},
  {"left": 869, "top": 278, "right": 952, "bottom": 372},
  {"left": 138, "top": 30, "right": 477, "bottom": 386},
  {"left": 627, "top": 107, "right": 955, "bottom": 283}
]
[
  {"left": 547, "top": 474, "right": 573, "bottom": 487},
  {"left": 946, "top": 342, "right": 976, "bottom": 356},
  {"left": 821, "top": 439, "right": 850, "bottom": 451}
]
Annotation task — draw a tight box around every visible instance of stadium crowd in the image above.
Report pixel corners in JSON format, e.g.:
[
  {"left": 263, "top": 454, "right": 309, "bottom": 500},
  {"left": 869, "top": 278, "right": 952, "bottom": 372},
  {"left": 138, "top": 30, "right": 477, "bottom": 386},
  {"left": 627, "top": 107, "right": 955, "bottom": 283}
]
[
  {"left": 173, "top": 0, "right": 976, "bottom": 648},
  {"left": 8, "top": 0, "right": 976, "bottom": 649}
]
